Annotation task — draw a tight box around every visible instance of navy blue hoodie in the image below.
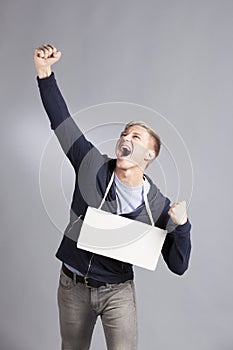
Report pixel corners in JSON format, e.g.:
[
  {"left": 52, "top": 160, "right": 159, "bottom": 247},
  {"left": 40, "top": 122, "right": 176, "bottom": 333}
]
[{"left": 37, "top": 73, "right": 192, "bottom": 283}]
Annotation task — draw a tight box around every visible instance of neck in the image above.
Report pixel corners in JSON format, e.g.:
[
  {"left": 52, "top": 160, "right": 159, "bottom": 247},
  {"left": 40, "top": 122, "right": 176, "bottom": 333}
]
[{"left": 115, "top": 166, "right": 144, "bottom": 187}]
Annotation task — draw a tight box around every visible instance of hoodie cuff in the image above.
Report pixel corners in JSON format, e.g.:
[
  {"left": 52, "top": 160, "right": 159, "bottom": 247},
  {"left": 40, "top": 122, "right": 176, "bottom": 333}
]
[
  {"left": 175, "top": 218, "right": 191, "bottom": 233},
  {"left": 36, "top": 72, "right": 55, "bottom": 87}
]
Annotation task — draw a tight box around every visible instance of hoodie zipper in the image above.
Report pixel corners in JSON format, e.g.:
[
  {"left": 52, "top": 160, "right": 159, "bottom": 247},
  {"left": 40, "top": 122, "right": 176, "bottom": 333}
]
[
  {"left": 66, "top": 214, "right": 94, "bottom": 278},
  {"left": 85, "top": 253, "right": 94, "bottom": 278}
]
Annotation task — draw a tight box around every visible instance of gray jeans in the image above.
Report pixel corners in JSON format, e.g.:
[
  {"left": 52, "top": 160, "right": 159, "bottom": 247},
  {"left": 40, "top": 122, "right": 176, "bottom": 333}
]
[{"left": 57, "top": 268, "right": 138, "bottom": 350}]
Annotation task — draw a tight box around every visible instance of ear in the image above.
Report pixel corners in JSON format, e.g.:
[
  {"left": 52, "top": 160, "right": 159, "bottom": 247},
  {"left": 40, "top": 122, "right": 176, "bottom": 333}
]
[{"left": 144, "top": 150, "right": 156, "bottom": 161}]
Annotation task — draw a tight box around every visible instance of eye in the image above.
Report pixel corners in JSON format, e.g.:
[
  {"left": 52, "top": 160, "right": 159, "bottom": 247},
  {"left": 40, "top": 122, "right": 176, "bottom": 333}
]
[{"left": 133, "top": 135, "right": 140, "bottom": 139}]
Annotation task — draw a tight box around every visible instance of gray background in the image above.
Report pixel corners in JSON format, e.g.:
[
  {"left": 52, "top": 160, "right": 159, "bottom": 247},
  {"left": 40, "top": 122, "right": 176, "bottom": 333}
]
[{"left": 1, "top": 0, "right": 233, "bottom": 349}]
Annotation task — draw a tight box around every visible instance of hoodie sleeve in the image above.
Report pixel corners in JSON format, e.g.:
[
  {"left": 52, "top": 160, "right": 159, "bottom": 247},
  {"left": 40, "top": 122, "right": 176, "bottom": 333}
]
[
  {"left": 160, "top": 200, "right": 192, "bottom": 275},
  {"left": 36, "top": 73, "right": 102, "bottom": 170}
]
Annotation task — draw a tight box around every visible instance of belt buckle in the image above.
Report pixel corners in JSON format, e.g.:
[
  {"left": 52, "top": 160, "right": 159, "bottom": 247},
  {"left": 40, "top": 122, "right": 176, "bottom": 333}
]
[{"left": 84, "top": 276, "right": 92, "bottom": 288}]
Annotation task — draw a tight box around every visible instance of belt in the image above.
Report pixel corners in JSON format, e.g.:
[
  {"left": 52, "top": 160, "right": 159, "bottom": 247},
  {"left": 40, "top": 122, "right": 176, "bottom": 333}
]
[{"left": 62, "top": 263, "right": 108, "bottom": 288}]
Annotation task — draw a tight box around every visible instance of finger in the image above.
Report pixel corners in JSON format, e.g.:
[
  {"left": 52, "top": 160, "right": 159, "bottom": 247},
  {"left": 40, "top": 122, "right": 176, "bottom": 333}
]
[
  {"left": 175, "top": 201, "right": 187, "bottom": 210},
  {"left": 170, "top": 201, "right": 186, "bottom": 209},
  {"left": 45, "top": 44, "right": 61, "bottom": 58},
  {"left": 42, "top": 46, "right": 50, "bottom": 59},
  {"left": 38, "top": 45, "right": 52, "bottom": 58},
  {"left": 176, "top": 200, "right": 186, "bottom": 205},
  {"left": 34, "top": 44, "right": 61, "bottom": 63},
  {"left": 169, "top": 206, "right": 181, "bottom": 214},
  {"left": 46, "top": 43, "right": 55, "bottom": 50},
  {"left": 46, "top": 44, "right": 57, "bottom": 52},
  {"left": 170, "top": 202, "right": 177, "bottom": 209},
  {"left": 168, "top": 209, "right": 175, "bottom": 217},
  {"left": 53, "top": 50, "right": 60, "bottom": 57},
  {"left": 45, "top": 44, "right": 60, "bottom": 57},
  {"left": 36, "top": 45, "right": 49, "bottom": 58},
  {"left": 35, "top": 47, "right": 45, "bottom": 58},
  {"left": 46, "top": 44, "right": 56, "bottom": 57},
  {"left": 44, "top": 44, "right": 55, "bottom": 57}
]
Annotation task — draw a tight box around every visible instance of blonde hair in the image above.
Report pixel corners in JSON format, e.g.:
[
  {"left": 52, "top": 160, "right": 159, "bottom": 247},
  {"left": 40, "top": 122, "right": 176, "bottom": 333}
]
[{"left": 123, "top": 120, "right": 161, "bottom": 157}]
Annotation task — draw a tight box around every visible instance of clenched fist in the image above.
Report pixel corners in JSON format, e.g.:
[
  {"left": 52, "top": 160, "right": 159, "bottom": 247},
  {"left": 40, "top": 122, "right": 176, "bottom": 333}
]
[
  {"left": 168, "top": 200, "right": 188, "bottom": 225},
  {"left": 34, "top": 44, "right": 61, "bottom": 78}
]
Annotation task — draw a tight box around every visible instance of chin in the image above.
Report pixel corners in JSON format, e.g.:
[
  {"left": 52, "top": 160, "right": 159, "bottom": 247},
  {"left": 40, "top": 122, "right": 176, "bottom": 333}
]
[
  {"left": 116, "top": 157, "right": 139, "bottom": 170},
  {"left": 116, "top": 157, "right": 131, "bottom": 169}
]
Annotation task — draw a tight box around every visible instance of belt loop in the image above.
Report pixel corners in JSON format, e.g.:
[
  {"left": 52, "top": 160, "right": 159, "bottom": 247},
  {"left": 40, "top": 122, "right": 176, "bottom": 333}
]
[
  {"left": 105, "top": 283, "right": 112, "bottom": 290},
  {"left": 73, "top": 272, "right": 77, "bottom": 285}
]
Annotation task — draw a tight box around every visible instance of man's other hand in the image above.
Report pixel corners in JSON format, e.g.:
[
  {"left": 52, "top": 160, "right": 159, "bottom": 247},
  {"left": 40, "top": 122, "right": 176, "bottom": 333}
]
[{"left": 168, "top": 200, "right": 188, "bottom": 226}]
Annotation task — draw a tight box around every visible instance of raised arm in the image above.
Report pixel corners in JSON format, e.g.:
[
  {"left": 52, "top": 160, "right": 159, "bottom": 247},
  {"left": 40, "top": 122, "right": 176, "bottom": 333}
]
[{"left": 34, "top": 44, "right": 101, "bottom": 171}]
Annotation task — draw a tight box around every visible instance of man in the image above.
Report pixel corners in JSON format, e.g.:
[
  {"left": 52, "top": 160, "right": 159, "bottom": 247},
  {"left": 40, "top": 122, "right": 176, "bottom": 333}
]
[{"left": 34, "top": 44, "right": 191, "bottom": 350}]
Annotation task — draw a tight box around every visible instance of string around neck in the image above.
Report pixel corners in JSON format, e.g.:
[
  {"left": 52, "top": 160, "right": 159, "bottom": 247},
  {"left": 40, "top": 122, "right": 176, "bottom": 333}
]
[{"left": 98, "top": 171, "right": 154, "bottom": 226}]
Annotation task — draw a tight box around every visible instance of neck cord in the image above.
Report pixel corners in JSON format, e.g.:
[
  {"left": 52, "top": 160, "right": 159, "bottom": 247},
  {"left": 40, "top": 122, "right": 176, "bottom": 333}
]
[{"left": 98, "top": 171, "right": 154, "bottom": 227}]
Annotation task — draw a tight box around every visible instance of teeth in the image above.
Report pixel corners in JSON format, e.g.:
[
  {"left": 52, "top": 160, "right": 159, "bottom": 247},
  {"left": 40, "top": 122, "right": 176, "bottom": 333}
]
[{"left": 121, "top": 145, "right": 130, "bottom": 151}]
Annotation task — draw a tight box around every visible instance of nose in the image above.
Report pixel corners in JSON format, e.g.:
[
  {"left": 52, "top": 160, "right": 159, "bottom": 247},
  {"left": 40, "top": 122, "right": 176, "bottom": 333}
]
[{"left": 123, "top": 135, "right": 131, "bottom": 142}]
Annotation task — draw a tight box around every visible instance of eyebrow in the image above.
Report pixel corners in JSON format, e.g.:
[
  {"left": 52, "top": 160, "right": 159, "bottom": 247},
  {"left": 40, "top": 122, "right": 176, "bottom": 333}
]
[{"left": 130, "top": 131, "right": 144, "bottom": 138}]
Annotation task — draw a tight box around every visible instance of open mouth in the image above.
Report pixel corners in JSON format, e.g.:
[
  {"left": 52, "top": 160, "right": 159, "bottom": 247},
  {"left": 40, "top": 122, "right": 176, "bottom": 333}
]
[{"left": 118, "top": 144, "right": 132, "bottom": 158}]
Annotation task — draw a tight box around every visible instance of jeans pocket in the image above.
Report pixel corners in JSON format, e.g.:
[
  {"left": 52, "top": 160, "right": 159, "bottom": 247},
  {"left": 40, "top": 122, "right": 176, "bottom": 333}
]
[
  {"left": 59, "top": 270, "right": 75, "bottom": 290},
  {"left": 109, "top": 279, "right": 132, "bottom": 291}
]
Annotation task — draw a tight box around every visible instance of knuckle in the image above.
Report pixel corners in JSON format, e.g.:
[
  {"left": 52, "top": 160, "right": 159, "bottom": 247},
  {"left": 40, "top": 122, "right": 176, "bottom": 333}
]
[{"left": 48, "top": 44, "right": 55, "bottom": 51}]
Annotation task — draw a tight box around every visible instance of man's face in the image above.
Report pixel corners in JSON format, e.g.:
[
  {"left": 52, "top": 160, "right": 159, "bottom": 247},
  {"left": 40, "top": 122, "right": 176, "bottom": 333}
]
[{"left": 115, "top": 125, "right": 156, "bottom": 171}]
